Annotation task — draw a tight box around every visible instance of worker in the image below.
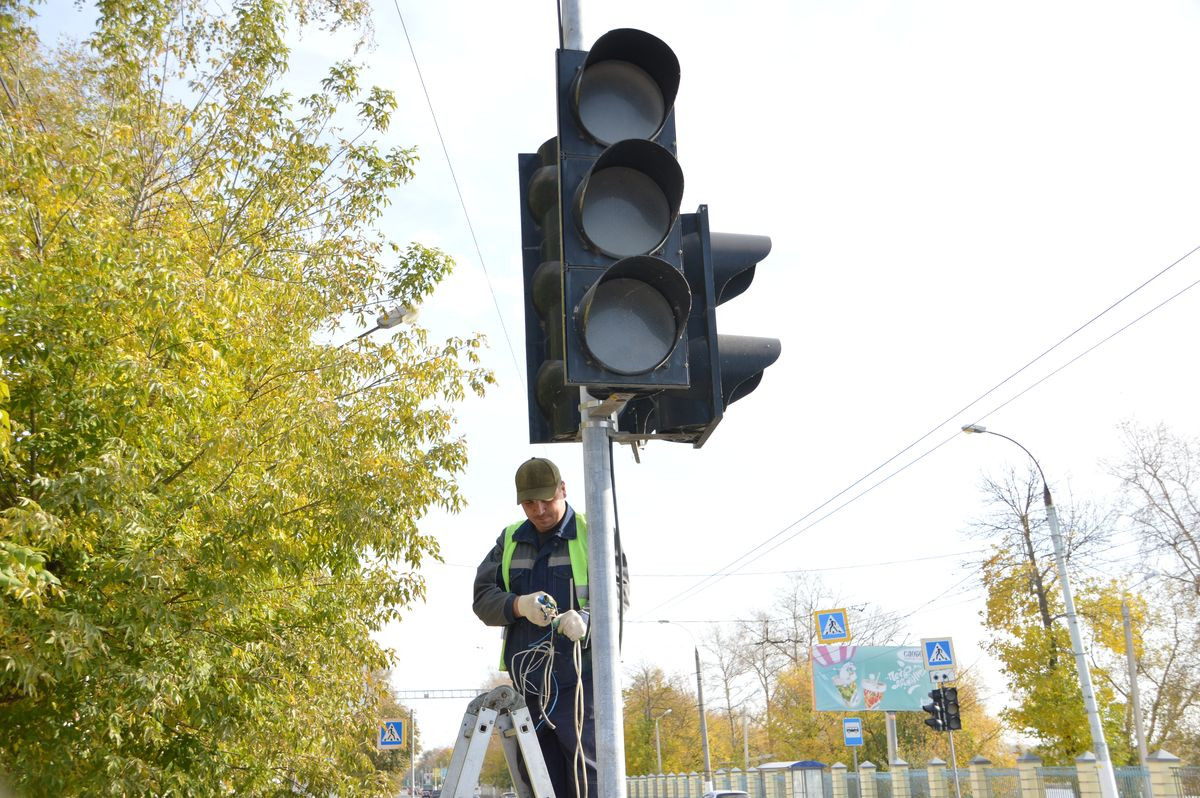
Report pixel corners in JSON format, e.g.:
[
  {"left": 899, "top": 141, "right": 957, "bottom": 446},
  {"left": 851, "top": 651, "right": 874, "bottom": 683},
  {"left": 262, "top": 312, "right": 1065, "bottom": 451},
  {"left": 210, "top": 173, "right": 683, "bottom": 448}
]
[{"left": 472, "top": 457, "right": 629, "bottom": 798}]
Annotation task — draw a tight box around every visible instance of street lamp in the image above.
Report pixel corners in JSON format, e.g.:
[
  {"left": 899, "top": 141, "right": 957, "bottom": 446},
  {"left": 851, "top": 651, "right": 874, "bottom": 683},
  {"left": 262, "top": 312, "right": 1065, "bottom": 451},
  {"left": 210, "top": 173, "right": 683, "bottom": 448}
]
[
  {"left": 657, "top": 620, "right": 713, "bottom": 792},
  {"left": 654, "top": 708, "right": 672, "bottom": 774},
  {"left": 962, "top": 424, "right": 1119, "bottom": 798},
  {"left": 352, "top": 304, "right": 419, "bottom": 341}
]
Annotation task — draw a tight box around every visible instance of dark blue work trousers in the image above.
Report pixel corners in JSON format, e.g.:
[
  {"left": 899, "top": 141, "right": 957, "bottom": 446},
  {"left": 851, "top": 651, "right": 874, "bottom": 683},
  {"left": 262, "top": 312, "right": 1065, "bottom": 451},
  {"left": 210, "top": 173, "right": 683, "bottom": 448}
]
[{"left": 517, "top": 669, "right": 597, "bottom": 797}]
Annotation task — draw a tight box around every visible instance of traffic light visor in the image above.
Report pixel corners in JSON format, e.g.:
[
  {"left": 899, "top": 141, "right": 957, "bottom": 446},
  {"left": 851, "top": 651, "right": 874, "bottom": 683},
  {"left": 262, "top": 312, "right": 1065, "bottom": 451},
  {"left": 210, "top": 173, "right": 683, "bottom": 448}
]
[
  {"left": 577, "top": 257, "right": 690, "bottom": 375},
  {"left": 574, "top": 28, "right": 680, "bottom": 145},
  {"left": 574, "top": 140, "right": 684, "bottom": 258}
]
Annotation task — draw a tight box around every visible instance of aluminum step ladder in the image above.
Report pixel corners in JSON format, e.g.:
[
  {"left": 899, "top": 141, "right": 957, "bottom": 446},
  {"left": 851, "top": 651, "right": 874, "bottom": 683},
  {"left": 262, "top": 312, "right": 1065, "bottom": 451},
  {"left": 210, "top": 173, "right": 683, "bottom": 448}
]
[{"left": 440, "top": 685, "right": 555, "bottom": 798}]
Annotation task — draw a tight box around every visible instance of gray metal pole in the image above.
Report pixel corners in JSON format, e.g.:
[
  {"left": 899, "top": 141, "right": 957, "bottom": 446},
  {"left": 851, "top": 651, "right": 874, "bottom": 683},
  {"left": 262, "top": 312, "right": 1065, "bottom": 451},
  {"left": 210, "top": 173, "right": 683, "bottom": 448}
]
[
  {"left": 1045, "top": 501, "right": 1120, "bottom": 798},
  {"left": 581, "top": 388, "right": 627, "bottom": 798},
  {"left": 560, "top": 0, "right": 582, "bottom": 49},
  {"left": 695, "top": 645, "right": 714, "bottom": 792},
  {"left": 743, "top": 712, "right": 750, "bottom": 772},
  {"left": 885, "top": 712, "right": 898, "bottom": 766},
  {"left": 963, "top": 426, "right": 1120, "bottom": 798},
  {"left": 655, "top": 717, "right": 664, "bottom": 775},
  {"left": 947, "top": 731, "right": 962, "bottom": 798},
  {"left": 1123, "top": 599, "right": 1153, "bottom": 798},
  {"left": 411, "top": 707, "right": 416, "bottom": 798}
]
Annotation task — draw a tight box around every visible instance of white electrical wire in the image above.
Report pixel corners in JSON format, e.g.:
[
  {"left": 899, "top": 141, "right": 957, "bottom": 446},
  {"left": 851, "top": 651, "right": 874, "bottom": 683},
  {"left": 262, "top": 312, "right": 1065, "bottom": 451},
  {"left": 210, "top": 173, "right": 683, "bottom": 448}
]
[{"left": 571, "top": 638, "right": 586, "bottom": 798}]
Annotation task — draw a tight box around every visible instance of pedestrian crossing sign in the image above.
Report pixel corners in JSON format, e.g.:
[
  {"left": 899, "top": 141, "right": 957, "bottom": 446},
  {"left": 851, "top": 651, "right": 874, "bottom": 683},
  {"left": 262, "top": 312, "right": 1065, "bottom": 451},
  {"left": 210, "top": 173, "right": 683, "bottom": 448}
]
[
  {"left": 813, "top": 608, "right": 852, "bottom": 644},
  {"left": 920, "top": 637, "right": 956, "bottom": 670},
  {"left": 378, "top": 718, "right": 406, "bottom": 750}
]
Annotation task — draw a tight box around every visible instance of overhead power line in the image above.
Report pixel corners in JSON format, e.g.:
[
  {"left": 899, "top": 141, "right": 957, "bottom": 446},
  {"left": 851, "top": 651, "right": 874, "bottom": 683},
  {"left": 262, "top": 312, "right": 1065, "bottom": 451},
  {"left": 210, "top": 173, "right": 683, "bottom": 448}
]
[
  {"left": 393, "top": 1, "right": 523, "bottom": 380},
  {"left": 638, "top": 240, "right": 1200, "bottom": 619}
]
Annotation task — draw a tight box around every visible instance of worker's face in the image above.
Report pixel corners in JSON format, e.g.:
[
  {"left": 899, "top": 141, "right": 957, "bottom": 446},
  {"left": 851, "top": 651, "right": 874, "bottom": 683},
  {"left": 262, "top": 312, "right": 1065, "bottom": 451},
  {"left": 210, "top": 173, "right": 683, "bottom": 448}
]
[{"left": 521, "top": 482, "right": 567, "bottom": 533}]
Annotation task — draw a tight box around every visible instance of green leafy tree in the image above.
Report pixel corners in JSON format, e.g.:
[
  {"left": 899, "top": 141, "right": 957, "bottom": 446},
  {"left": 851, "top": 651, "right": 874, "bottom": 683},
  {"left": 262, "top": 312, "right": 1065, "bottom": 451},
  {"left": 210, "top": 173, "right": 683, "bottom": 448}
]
[
  {"left": 0, "top": 0, "right": 490, "bottom": 794},
  {"left": 971, "top": 469, "right": 1128, "bottom": 763},
  {"left": 623, "top": 662, "right": 699, "bottom": 775}
]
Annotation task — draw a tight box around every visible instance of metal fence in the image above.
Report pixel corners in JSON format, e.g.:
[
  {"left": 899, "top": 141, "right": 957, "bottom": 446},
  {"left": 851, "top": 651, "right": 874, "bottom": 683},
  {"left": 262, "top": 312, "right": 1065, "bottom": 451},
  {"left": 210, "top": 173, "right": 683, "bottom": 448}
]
[
  {"left": 1175, "top": 766, "right": 1200, "bottom": 798},
  {"left": 909, "top": 768, "right": 931, "bottom": 798},
  {"left": 629, "top": 762, "right": 1194, "bottom": 798},
  {"left": 947, "top": 768, "right": 972, "bottom": 798},
  {"left": 1038, "top": 767, "right": 1081, "bottom": 798},
  {"left": 985, "top": 768, "right": 1021, "bottom": 798},
  {"left": 1114, "top": 766, "right": 1150, "bottom": 798}
]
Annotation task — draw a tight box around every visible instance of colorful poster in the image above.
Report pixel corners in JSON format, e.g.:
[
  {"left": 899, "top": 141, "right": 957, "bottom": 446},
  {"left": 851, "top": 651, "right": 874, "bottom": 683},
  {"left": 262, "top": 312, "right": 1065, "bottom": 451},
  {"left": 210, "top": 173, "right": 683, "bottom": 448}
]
[{"left": 811, "top": 646, "right": 930, "bottom": 712}]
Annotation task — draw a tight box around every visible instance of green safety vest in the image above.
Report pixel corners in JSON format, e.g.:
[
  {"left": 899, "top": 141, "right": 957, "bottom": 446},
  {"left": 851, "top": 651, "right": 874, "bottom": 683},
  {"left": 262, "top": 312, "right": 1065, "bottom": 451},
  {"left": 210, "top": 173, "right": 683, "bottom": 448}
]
[{"left": 498, "top": 513, "right": 588, "bottom": 669}]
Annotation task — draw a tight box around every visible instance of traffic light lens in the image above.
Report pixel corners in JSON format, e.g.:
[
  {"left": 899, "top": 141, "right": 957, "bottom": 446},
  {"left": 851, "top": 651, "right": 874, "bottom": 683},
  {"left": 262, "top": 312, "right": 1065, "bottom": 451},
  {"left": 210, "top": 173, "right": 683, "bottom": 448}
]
[
  {"left": 583, "top": 278, "right": 677, "bottom": 374},
  {"left": 577, "top": 61, "right": 666, "bottom": 144},
  {"left": 580, "top": 167, "right": 671, "bottom": 257}
]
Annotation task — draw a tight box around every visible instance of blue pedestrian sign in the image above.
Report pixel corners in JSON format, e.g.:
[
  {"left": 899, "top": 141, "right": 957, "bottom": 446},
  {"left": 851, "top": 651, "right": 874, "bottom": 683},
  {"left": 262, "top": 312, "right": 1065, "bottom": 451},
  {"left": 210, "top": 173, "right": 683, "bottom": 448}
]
[
  {"left": 814, "top": 608, "right": 852, "bottom": 644},
  {"left": 378, "top": 718, "right": 405, "bottom": 750},
  {"left": 843, "top": 717, "right": 863, "bottom": 747},
  {"left": 920, "top": 637, "right": 956, "bottom": 671}
]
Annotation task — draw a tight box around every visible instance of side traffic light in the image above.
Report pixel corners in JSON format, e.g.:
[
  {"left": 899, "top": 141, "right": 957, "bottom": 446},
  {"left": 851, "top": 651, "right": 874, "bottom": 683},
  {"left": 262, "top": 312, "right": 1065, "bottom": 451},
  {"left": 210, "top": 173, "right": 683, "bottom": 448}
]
[
  {"left": 923, "top": 689, "right": 947, "bottom": 732},
  {"left": 618, "top": 206, "right": 781, "bottom": 446}
]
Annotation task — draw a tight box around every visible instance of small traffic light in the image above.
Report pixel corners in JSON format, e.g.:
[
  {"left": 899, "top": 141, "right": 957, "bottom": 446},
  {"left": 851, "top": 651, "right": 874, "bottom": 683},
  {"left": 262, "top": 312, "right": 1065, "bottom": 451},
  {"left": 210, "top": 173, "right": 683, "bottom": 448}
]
[
  {"left": 943, "top": 687, "right": 962, "bottom": 731},
  {"left": 555, "top": 28, "right": 692, "bottom": 390},
  {"left": 618, "top": 206, "right": 781, "bottom": 446},
  {"left": 922, "top": 689, "right": 947, "bottom": 732},
  {"left": 518, "top": 138, "right": 580, "bottom": 443}
]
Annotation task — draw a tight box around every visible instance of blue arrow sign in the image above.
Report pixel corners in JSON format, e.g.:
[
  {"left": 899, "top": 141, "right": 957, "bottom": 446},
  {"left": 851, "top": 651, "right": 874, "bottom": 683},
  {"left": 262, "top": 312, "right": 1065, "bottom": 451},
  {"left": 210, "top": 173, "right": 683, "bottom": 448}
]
[
  {"left": 379, "top": 719, "right": 405, "bottom": 749},
  {"left": 843, "top": 717, "right": 863, "bottom": 747},
  {"left": 920, "top": 637, "right": 956, "bottom": 670}
]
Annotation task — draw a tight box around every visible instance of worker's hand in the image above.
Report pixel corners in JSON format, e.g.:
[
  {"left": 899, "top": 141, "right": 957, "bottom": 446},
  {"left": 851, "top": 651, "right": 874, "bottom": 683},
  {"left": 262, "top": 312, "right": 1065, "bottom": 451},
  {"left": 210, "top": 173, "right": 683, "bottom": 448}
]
[
  {"left": 554, "top": 609, "right": 588, "bottom": 642},
  {"left": 515, "top": 591, "right": 556, "bottom": 627}
]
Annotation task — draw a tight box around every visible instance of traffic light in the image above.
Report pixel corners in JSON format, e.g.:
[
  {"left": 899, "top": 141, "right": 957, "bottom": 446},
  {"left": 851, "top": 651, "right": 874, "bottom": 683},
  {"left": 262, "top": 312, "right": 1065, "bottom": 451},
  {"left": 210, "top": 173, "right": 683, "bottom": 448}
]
[
  {"left": 555, "top": 28, "right": 692, "bottom": 390},
  {"left": 943, "top": 687, "right": 962, "bottom": 731},
  {"left": 519, "top": 28, "right": 779, "bottom": 444},
  {"left": 518, "top": 138, "right": 580, "bottom": 443},
  {"left": 617, "top": 206, "right": 781, "bottom": 446},
  {"left": 922, "top": 689, "right": 947, "bottom": 732}
]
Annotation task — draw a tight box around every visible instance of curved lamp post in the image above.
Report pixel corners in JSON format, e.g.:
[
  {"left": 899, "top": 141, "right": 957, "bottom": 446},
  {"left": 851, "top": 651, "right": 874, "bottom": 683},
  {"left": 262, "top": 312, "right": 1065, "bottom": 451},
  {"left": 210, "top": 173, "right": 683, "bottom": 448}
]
[
  {"left": 962, "top": 424, "right": 1119, "bottom": 798},
  {"left": 656, "top": 620, "right": 713, "bottom": 792}
]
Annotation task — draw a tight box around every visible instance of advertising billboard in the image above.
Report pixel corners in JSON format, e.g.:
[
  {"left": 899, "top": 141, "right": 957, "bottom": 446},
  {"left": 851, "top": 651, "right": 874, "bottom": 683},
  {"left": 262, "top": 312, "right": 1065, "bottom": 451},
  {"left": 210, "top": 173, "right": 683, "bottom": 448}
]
[{"left": 811, "top": 645, "right": 931, "bottom": 712}]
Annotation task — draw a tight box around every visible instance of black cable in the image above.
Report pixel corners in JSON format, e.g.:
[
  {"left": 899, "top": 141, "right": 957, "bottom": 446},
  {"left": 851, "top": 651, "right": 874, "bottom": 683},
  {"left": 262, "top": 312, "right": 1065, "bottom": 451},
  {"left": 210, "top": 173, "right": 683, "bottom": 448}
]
[
  {"left": 609, "top": 436, "right": 625, "bottom": 650},
  {"left": 392, "top": 1, "right": 523, "bottom": 381}
]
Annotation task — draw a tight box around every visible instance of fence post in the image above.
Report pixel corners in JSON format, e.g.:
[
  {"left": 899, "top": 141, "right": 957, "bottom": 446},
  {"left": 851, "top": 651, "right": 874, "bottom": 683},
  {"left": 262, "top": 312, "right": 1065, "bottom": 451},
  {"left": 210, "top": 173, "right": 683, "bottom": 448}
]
[
  {"left": 833, "top": 763, "right": 849, "bottom": 798},
  {"left": 1076, "top": 752, "right": 1101, "bottom": 798},
  {"left": 1017, "top": 753, "right": 1042, "bottom": 798},
  {"left": 928, "top": 759, "right": 947, "bottom": 798},
  {"left": 968, "top": 755, "right": 992, "bottom": 798},
  {"left": 892, "top": 758, "right": 912, "bottom": 798},
  {"left": 1146, "top": 750, "right": 1182, "bottom": 798},
  {"left": 861, "top": 762, "right": 879, "bottom": 798}
]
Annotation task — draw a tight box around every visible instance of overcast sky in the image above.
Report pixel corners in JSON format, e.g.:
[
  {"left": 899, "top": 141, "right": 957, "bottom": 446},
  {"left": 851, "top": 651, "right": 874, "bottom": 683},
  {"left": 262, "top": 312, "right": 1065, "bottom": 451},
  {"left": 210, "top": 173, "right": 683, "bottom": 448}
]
[{"left": 40, "top": 0, "right": 1200, "bottom": 755}]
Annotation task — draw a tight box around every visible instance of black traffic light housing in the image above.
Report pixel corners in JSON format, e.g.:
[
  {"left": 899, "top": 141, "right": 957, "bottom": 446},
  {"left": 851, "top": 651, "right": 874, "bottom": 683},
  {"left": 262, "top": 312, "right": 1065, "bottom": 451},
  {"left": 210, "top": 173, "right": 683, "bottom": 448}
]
[
  {"left": 942, "top": 686, "right": 962, "bottom": 731},
  {"left": 518, "top": 139, "right": 580, "bottom": 443},
  {"left": 618, "top": 206, "right": 781, "bottom": 447},
  {"left": 555, "top": 29, "right": 692, "bottom": 390},
  {"left": 923, "top": 688, "right": 947, "bottom": 732},
  {"left": 518, "top": 28, "right": 779, "bottom": 445}
]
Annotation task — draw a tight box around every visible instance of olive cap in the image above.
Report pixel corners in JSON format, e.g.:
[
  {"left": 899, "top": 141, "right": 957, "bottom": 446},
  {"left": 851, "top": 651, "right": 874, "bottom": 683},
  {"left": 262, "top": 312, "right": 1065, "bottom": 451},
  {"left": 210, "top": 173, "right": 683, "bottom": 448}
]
[{"left": 515, "top": 457, "right": 561, "bottom": 503}]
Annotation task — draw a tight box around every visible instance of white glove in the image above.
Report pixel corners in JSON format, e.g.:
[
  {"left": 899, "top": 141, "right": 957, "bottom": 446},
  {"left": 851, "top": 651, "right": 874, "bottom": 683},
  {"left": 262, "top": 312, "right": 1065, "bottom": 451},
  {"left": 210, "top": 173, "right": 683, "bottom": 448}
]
[
  {"left": 516, "top": 591, "right": 556, "bottom": 627},
  {"left": 555, "top": 609, "right": 588, "bottom": 642}
]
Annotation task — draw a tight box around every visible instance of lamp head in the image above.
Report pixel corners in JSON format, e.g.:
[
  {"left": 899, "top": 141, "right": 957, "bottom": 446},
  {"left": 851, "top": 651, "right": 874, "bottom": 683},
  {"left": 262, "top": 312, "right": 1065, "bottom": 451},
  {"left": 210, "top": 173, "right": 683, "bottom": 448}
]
[{"left": 962, "top": 423, "right": 987, "bottom": 435}]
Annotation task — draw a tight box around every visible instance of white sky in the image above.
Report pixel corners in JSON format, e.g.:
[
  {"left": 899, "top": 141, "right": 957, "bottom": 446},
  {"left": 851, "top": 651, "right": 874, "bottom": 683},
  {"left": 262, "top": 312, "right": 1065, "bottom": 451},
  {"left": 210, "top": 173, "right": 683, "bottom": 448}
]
[{"left": 39, "top": 0, "right": 1200, "bottom": 756}]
